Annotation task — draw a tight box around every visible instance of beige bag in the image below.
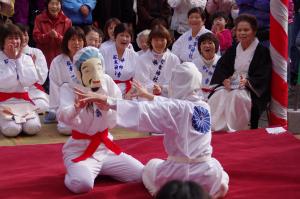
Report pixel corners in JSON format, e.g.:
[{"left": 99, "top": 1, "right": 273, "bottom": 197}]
[{"left": 0, "top": 0, "right": 15, "bottom": 17}]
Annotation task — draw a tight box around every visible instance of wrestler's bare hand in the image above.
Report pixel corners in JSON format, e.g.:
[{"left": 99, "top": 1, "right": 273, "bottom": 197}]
[
  {"left": 74, "top": 87, "right": 108, "bottom": 105},
  {"left": 130, "top": 80, "right": 154, "bottom": 100}
]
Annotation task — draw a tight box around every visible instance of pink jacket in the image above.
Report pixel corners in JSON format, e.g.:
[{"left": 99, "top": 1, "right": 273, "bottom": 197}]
[{"left": 214, "top": 29, "right": 232, "bottom": 53}]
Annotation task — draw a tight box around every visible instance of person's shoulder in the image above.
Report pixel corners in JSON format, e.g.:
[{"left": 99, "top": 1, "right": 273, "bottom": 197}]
[
  {"left": 166, "top": 98, "right": 210, "bottom": 113},
  {"left": 35, "top": 11, "right": 48, "bottom": 21},
  {"left": 192, "top": 57, "right": 203, "bottom": 66},
  {"left": 31, "top": 47, "right": 44, "bottom": 55},
  {"left": 51, "top": 54, "right": 68, "bottom": 65},
  {"left": 102, "top": 74, "right": 115, "bottom": 83},
  {"left": 256, "top": 42, "right": 269, "bottom": 51},
  {"left": 178, "top": 30, "right": 191, "bottom": 39},
  {"left": 126, "top": 47, "right": 138, "bottom": 57},
  {"left": 187, "top": 99, "right": 211, "bottom": 113},
  {"left": 0, "top": 51, "right": 6, "bottom": 59},
  {"left": 58, "top": 11, "right": 72, "bottom": 22},
  {"left": 137, "top": 50, "right": 152, "bottom": 61},
  {"left": 100, "top": 42, "right": 114, "bottom": 54}
]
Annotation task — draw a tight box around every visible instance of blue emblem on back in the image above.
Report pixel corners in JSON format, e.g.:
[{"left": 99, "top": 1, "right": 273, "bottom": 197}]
[{"left": 192, "top": 106, "right": 210, "bottom": 133}]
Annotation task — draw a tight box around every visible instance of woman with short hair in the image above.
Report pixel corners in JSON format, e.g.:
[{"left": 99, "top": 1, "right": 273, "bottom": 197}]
[{"left": 208, "top": 14, "right": 272, "bottom": 131}]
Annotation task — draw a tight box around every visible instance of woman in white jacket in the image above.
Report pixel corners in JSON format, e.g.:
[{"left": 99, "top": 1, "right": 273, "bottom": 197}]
[
  {"left": 0, "top": 23, "right": 41, "bottom": 137},
  {"left": 172, "top": 7, "right": 211, "bottom": 62},
  {"left": 168, "top": 0, "right": 207, "bottom": 39},
  {"left": 17, "top": 24, "right": 49, "bottom": 114}
]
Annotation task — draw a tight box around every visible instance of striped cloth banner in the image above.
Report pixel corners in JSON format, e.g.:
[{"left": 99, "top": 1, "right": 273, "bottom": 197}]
[{"left": 269, "top": 0, "right": 289, "bottom": 127}]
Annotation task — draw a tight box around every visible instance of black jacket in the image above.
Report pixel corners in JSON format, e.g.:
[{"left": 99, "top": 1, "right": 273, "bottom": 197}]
[{"left": 210, "top": 43, "right": 272, "bottom": 128}]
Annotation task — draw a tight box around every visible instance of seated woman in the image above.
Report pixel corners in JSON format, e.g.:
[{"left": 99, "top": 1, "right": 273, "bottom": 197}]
[
  {"left": 0, "top": 23, "right": 41, "bottom": 137},
  {"left": 76, "top": 62, "right": 229, "bottom": 198},
  {"left": 192, "top": 32, "right": 220, "bottom": 101},
  {"left": 172, "top": 7, "right": 211, "bottom": 62},
  {"left": 208, "top": 14, "right": 272, "bottom": 132},
  {"left": 100, "top": 23, "right": 138, "bottom": 98},
  {"left": 17, "top": 24, "right": 49, "bottom": 114},
  {"left": 46, "top": 26, "right": 86, "bottom": 134},
  {"left": 135, "top": 25, "right": 180, "bottom": 97}
]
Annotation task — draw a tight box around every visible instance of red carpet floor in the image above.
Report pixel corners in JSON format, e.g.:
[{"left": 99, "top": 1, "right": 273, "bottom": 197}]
[{"left": 0, "top": 129, "right": 300, "bottom": 199}]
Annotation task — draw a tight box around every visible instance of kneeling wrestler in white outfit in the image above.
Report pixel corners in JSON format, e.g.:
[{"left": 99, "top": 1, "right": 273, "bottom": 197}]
[
  {"left": 77, "top": 62, "right": 229, "bottom": 198},
  {"left": 56, "top": 47, "right": 144, "bottom": 194}
]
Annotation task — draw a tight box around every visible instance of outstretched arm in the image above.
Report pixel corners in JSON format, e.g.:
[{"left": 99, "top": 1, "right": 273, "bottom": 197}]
[
  {"left": 129, "top": 80, "right": 155, "bottom": 101},
  {"left": 75, "top": 80, "right": 155, "bottom": 111}
]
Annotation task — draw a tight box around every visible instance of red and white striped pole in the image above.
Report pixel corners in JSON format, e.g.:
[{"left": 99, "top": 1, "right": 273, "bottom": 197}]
[{"left": 269, "top": 0, "right": 289, "bottom": 127}]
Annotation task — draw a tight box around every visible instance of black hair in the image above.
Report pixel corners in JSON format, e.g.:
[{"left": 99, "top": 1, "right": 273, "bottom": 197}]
[
  {"left": 0, "top": 23, "right": 24, "bottom": 50},
  {"left": 197, "top": 32, "right": 220, "bottom": 53},
  {"left": 210, "top": 11, "right": 229, "bottom": 23},
  {"left": 147, "top": 24, "right": 172, "bottom": 50},
  {"left": 103, "top": 18, "right": 121, "bottom": 41},
  {"left": 156, "top": 180, "right": 211, "bottom": 199},
  {"left": 61, "top": 26, "right": 86, "bottom": 55},
  {"left": 83, "top": 25, "right": 104, "bottom": 39},
  {"left": 113, "top": 23, "right": 133, "bottom": 41},
  {"left": 46, "top": 0, "right": 62, "bottom": 6},
  {"left": 234, "top": 14, "right": 258, "bottom": 32},
  {"left": 15, "top": 23, "right": 30, "bottom": 33},
  {"left": 187, "top": 7, "right": 206, "bottom": 21}
]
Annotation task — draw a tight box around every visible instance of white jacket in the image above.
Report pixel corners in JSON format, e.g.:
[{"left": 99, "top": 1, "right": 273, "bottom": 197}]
[{"left": 168, "top": 0, "right": 207, "bottom": 34}]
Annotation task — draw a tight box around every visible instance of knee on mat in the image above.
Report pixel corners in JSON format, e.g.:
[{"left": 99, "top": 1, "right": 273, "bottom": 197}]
[
  {"left": 57, "top": 124, "right": 72, "bottom": 135},
  {"left": 23, "top": 123, "right": 41, "bottom": 135},
  {"left": 1, "top": 125, "right": 22, "bottom": 137},
  {"left": 35, "top": 102, "right": 49, "bottom": 113},
  {"left": 65, "top": 177, "right": 93, "bottom": 194}
]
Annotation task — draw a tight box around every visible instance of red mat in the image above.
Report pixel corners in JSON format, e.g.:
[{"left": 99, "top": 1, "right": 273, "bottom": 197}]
[{"left": 0, "top": 129, "right": 300, "bottom": 199}]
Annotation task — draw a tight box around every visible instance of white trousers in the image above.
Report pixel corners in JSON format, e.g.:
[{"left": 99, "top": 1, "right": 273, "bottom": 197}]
[
  {"left": 30, "top": 89, "right": 49, "bottom": 113},
  {"left": 0, "top": 113, "right": 41, "bottom": 137},
  {"left": 57, "top": 121, "right": 72, "bottom": 135},
  {"left": 208, "top": 88, "right": 251, "bottom": 132},
  {"left": 32, "top": 98, "right": 49, "bottom": 114},
  {"left": 64, "top": 152, "right": 144, "bottom": 194}
]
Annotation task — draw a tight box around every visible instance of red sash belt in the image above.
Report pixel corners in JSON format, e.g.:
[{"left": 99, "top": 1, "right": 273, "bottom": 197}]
[
  {"left": 201, "top": 88, "right": 214, "bottom": 93},
  {"left": 114, "top": 78, "right": 132, "bottom": 94},
  {"left": 71, "top": 129, "right": 122, "bottom": 163},
  {"left": 0, "top": 91, "right": 34, "bottom": 104},
  {"left": 34, "top": 83, "right": 45, "bottom": 92}
]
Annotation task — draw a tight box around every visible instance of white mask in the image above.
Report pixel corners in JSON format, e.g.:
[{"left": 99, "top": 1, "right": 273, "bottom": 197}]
[{"left": 231, "top": 9, "right": 239, "bottom": 20}]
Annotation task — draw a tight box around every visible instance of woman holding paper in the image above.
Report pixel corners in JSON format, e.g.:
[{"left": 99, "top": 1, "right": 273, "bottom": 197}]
[{"left": 208, "top": 14, "right": 272, "bottom": 131}]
